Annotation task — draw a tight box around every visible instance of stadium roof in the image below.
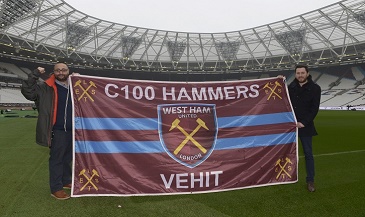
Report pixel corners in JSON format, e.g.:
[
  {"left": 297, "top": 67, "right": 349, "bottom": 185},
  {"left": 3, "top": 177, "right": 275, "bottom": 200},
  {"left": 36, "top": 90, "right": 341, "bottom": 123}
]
[{"left": 1, "top": 0, "right": 365, "bottom": 73}]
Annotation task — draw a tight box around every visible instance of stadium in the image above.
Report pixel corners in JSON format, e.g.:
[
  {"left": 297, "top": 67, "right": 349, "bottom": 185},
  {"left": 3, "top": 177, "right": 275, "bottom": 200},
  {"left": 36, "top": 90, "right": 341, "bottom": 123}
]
[
  {"left": 1, "top": 0, "right": 365, "bottom": 109},
  {"left": 0, "top": 0, "right": 365, "bottom": 216}
]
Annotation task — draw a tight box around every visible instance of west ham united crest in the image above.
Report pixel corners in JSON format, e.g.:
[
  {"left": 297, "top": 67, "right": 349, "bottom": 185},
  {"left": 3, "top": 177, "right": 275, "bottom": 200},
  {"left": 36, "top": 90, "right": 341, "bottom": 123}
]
[{"left": 158, "top": 104, "right": 218, "bottom": 168}]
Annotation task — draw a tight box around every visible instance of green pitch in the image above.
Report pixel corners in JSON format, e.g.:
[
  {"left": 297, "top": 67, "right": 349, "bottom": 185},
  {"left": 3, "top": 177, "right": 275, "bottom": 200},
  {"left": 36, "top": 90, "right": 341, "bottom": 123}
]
[{"left": 0, "top": 110, "right": 364, "bottom": 216}]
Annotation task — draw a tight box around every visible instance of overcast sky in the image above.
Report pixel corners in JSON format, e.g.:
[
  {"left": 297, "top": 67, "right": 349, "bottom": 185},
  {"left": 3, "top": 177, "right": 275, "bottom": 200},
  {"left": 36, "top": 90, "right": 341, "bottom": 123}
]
[{"left": 65, "top": 0, "right": 340, "bottom": 33}]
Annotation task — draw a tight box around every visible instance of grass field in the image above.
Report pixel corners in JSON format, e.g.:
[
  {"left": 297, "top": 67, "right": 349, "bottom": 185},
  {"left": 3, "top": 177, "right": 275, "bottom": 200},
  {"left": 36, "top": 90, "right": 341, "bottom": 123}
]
[{"left": 0, "top": 110, "right": 364, "bottom": 216}]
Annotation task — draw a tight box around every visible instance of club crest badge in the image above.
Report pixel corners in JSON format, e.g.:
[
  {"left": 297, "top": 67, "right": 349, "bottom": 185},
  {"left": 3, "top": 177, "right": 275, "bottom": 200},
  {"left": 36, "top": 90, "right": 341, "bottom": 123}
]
[
  {"left": 157, "top": 104, "right": 218, "bottom": 168},
  {"left": 73, "top": 79, "right": 97, "bottom": 102}
]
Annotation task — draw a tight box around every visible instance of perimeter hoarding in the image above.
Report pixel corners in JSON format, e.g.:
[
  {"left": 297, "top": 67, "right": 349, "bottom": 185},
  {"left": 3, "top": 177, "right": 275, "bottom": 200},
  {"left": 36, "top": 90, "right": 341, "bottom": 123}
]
[{"left": 70, "top": 75, "right": 297, "bottom": 197}]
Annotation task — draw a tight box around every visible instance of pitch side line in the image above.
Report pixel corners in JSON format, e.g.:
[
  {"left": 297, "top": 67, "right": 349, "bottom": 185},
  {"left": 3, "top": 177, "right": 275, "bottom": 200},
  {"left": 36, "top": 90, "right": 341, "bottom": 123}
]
[{"left": 299, "top": 149, "right": 365, "bottom": 158}]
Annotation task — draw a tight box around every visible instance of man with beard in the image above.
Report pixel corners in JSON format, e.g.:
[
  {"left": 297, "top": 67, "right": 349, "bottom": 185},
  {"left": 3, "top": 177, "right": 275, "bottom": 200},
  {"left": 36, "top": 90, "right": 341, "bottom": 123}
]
[
  {"left": 22, "top": 62, "right": 78, "bottom": 200},
  {"left": 288, "top": 65, "right": 321, "bottom": 192}
]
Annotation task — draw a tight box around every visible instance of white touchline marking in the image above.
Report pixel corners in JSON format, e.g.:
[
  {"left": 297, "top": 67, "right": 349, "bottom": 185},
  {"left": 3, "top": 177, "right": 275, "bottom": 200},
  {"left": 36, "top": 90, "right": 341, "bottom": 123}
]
[{"left": 298, "top": 149, "right": 365, "bottom": 158}]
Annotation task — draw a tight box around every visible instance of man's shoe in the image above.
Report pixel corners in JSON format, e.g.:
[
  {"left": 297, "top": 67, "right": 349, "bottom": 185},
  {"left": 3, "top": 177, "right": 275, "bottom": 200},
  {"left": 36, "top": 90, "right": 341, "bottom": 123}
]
[
  {"left": 51, "top": 190, "right": 70, "bottom": 200},
  {"left": 63, "top": 184, "right": 72, "bottom": 189},
  {"left": 307, "top": 182, "right": 315, "bottom": 192}
]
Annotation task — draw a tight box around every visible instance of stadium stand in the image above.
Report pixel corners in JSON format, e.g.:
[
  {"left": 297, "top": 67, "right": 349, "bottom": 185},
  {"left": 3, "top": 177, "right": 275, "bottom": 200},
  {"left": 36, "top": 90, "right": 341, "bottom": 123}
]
[
  {"left": 0, "top": 62, "right": 28, "bottom": 79},
  {"left": 0, "top": 62, "right": 33, "bottom": 107},
  {"left": 316, "top": 74, "right": 338, "bottom": 90},
  {"left": 0, "top": 88, "right": 31, "bottom": 104},
  {"left": 0, "top": 75, "right": 22, "bottom": 86},
  {"left": 1, "top": 60, "right": 365, "bottom": 108},
  {"left": 0, "top": 60, "right": 365, "bottom": 110}
]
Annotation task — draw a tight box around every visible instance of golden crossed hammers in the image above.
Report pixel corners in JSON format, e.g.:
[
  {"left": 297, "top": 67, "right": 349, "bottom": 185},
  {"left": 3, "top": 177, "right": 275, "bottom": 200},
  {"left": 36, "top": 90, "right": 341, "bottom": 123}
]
[
  {"left": 275, "top": 157, "right": 292, "bottom": 179},
  {"left": 74, "top": 80, "right": 96, "bottom": 102},
  {"left": 79, "top": 169, "right": 99, "bottom": 191},
  {"left": 169, "top": 118, "right": 209, "bottom": 155},
  {"left": 264, "top": 81, "right": 282, "bottom": 100}
]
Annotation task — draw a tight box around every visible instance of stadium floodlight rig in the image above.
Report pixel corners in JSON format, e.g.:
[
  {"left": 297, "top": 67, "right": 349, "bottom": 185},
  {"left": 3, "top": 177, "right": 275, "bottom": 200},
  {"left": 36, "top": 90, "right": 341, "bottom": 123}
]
[
  {"left": 0, "top": 0, "right": 37, "bottom": 28},
  {"left": 66, "top": 21, "right": 92, "bottom": 52},
  {"left": 275, "top": 29, "right": 306, "bottom": 59},
  {"left": 166, "top": 40, "right": 186, "bottom": 69},
  {"left": 121, "top": 36, "right": 143, "bottom": 60},
  {"left": 1, "top": 0, "right": 365, "bottom": 73},
  {"left": 353, "top": 10, "right": 365, "bottom": 26},
  {"left": 214, "top": 41, "right": 240, "bottom": 69}
]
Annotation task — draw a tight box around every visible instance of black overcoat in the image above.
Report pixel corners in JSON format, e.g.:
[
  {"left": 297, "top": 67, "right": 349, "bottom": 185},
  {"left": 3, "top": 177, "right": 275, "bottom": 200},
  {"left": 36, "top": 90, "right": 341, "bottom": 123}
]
[{"left": 288, "top": 75, "right": 321, "bottom": 137}]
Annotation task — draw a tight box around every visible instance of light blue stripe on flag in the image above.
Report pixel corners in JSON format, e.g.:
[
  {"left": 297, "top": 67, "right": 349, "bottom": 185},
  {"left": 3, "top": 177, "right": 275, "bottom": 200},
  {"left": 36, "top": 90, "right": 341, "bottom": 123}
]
[
  {"left": 217, "top": 112, "right": 294, "bottom": 128},
  {"left": 75, "top": 132, "right": 295, "bottom": 154},
  {"left": 215, "top": 132, "right": 296, "bottom": 150},
  {"left": 75, "top": 141, "right": 164, "bottom": 154},
  {"left": 75, "top": 112, "right": 294, "bottom": 130},
  {"left": 75, "top": 117, "right": 158, "bottom": 130}
]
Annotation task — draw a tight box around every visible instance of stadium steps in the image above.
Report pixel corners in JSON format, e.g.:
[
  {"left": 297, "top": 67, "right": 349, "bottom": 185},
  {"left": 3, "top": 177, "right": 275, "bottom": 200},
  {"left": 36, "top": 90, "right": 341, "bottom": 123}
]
[
  {"left": 340, "top": 94, "right": 365, "bottom": 106},
  {"left": 320, "top": 95, "right": 337, "bottom": 105},
  {"left": 335, "top": 89, "right": 349, "bottom": 96},
  {"left": 313, "top": 72, "right": 323, "bottom": 83}
]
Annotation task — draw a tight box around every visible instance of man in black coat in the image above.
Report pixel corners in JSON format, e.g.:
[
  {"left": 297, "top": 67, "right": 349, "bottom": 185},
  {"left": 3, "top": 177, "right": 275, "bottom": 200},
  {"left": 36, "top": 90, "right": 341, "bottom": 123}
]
[{"left": 288, "top": 65, "right": 321, "bottom": 192}]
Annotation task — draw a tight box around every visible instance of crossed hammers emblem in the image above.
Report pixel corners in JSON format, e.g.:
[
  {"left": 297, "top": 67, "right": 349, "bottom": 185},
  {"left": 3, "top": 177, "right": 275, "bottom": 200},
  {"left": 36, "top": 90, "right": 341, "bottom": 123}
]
[
  {"left": 263, "top": 81, "right": 282, "bottom": 100},
  {"left": 169, "top": 118, "right": 209, "bottom": 155},
  {"left": 74, "top": 80, "right": 97, "bottom": 102},
  {"left": 79, "top": 169, "right": 99, "bottom": 191},
  {"left": 275, "top": 157, "right": 292, "bottom": 180}
]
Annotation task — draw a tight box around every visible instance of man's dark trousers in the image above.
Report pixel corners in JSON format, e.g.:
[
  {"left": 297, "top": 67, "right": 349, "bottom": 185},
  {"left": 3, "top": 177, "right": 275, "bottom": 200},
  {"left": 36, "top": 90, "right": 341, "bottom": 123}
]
[
  {"left": 300, "top": 136, "right": 314, "bottom": 182},
  {"left": 49, "top": 130, "right": 72, "bottom": 193}
]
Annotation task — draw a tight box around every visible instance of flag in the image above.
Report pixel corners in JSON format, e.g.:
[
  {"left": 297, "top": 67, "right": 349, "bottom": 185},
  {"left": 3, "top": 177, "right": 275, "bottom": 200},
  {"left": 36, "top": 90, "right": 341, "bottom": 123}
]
[{"left": 70, "top": 76, "right": 297, "bottom": 197}]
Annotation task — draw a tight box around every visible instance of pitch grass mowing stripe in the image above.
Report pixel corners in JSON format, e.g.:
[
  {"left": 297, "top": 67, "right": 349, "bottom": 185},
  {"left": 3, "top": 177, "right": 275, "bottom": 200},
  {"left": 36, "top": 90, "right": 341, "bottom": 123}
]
[{"left": 3, "top": 153, "right": 48, "bottom": 216}]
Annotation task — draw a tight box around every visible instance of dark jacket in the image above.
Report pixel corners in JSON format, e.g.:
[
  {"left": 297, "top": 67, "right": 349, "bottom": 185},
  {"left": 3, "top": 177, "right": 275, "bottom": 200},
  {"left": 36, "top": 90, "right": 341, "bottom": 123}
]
[
  {"left": 21, "top": 69, "right": 58, "bottom": 147},
  {"left": 288, "top": 75, "right": 321, "bottom": 137}
]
